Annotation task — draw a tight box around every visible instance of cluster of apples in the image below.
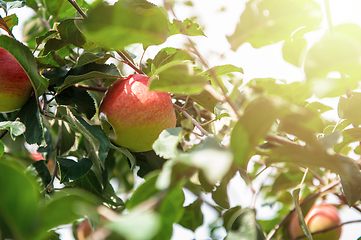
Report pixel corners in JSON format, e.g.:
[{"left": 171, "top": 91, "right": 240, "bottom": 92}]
[
  {"left": 289, "top": 204, "right": 342, "bottom": 240},
  {"left": 1, "top": 48, "right": 176, "bottom": 152}
]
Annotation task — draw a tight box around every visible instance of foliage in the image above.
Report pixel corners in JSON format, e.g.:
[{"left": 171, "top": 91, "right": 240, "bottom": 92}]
[{"left": 1, "top": 0, "right": 361, "bottom": 239}]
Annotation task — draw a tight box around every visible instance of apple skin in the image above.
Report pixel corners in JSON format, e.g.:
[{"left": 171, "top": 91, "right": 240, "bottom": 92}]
[
  {"left": 289, "top": 204, "right": 342, "bottom": 240},
  {"left": 0, "top": 47, "right": 33, "bottom": 113},
  {"left": 99, "top": 74, "right": 176, "bottom": 152}
]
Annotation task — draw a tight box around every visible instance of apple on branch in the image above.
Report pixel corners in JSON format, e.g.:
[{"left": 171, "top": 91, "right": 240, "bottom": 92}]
[
  {"left": 289, "top": 204, "right": 342, "bottom": 240},
  {"left": 0, "top": 47, "right": 33, "bottom": 113},
  {"left": 99, "top": 74, "right": 176, "bottom": 152}
]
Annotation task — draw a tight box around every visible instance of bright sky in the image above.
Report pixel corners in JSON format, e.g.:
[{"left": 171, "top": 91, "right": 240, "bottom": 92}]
[{"left": 3, "top": 0, "right": 361, "bottom": 239}]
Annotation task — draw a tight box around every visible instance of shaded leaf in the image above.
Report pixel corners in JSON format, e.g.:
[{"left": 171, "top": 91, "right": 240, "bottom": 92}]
[
  {"left": 57, "top": 19, "right": 86, "bottom": 47},
  {"left": 29, "top": 160, "right": 51, "bottom": 187},
  {"left": 56, "top": 157, "right": 93, "bottom": 183}
]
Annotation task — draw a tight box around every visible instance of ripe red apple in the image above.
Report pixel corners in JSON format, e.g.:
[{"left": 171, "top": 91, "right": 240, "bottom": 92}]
[
  {"left": 0, "top": 47, "right": 33, "bottom": 113},
  {"left": 99, "top": 74, "right": 176, "bottom": 152},
  {"left": 289, "top": 204, "right": 342, "bottom": 240}
]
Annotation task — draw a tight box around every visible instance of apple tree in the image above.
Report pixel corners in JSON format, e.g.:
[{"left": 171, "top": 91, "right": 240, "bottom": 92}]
[{"left": 1, "top": 0, "right": 361, "bottom": 239}]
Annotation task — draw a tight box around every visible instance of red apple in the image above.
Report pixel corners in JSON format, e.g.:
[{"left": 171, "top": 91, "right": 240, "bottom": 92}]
[
  {"left": 0, "top": 47, "right": 33, "bottom": 113},
  {"left": 289, "top": 204, "right": 342, "bottom": 240},
  {"left": 99, "top": 74, "right": 176, "bottom": 152}
]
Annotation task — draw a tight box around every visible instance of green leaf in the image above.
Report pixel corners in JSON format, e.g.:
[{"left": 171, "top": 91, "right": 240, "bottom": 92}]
[
  {"left": 110, "top": 143, "right": 136, "bottom": 170},
  {"left": 338, "top": 93, "right": 361, "bottom": 125},
  {"left": 44, "top": 0, "right": 89, "bottom": 20},
  {"left": 155, "top": 183, "right": 185, "bottom": 240},
  {"left": 0, "top": 160, "right": 39, "bottom": 240},
  {"left": 150, "top": 47, "right": 194, "bottom": 70},
  {"left": 0, "top": 120, "right": 25, "bottom": 139},
  {"left": 190, "top": 90, "right": 220, "bottom": 112},
  {"left": 230, "top": 97, "right": 285, "bottom": 169},
  {"left": 75, "top": 170, "right": 103, "bottom": 196},
  {"left": 105, "top": 210, "right": 160, "bottom": 240},
  {"left": 56, "top": 157, "right": 93, "bottom": 183},
  {"left": 267, "top": 140, "right": 361, "bottom": 206},
  {"left": 227, "top": 0, "right": 322, "bottom": 50},
  {"left": 18, "top": 95, "right": 44, "bottom": 145},
  {"left": 225, "top": 208, "right": 266, "bottom": 240},
  {"left": 169, "top": 18, "right": 206, "bottom": 36},
  {"left": 29, "top": 160, "right": 52, "bottom": 187},
  {"left": 102, "top": 181, "right": 124, "bottom": 209},
  {"left": 82, "top": 0, "right": 169, "bottom": 49},
  {"left": 305, "top": 33, "right": 361, "bottom": 81},
  {"left": 59, "top": 122, "right": 76, "bottom": 155},
  {"left": 35, "top": 30, "right": 57, "bottom": 46},
  {"left": 58, "top": 62, "right": 121, "bottom": 92},
  {"left": 75, "top": 52, "right": 113, "bottom": 67},
  {"left": 0, "top": 35, "right": 48, "bottom": 96},
  {"left": 189, "top": 137, "right": 233, "bottom": 185},
  {"left": 334, "top": 127, "right": 361, "bottom": 154},
  {"left": 57, "top": 19, "right": 86, "bottom": 47},
  {"left": 0, "top": 140, "right": 4, "bottom": 157},
  {"left": 56, "top": 106, "right": 109, "bottom": 169},
  {"left": 127, "top": 172, "right": 159, "bottom": 209},
  {"left": 134, "top": 151, "right": 167, "bottom": 178},
  {"left": 0, "top": 14, "right": 18, "bottom": 34},
  {"left": 150, "top": 61, "right": 208, "bottom": 94},
  {"left": 36, "top": 51, "right": 67, "bottom": 68},
  {"left": 153, "top": 127, "right": 182, "bottom": 159},
  {"left": 55, "top": 86, "right": 96, "bottom": 120},
  {"left": 292, "top": 189, "right": 313, "bottom": 240},
  {"left": 282, "top": 30, "right": 307, "bottom": 67}
]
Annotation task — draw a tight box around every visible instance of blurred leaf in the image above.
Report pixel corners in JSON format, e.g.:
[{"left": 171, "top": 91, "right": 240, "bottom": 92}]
[
  {"left": 102, "top": 181, "right": 124, "bottom": 209},
  {"left": 106, "top": 210, "right": 160, "bottom": 240},
  {"left": 156, "top": 183, "right": 185, "bottom": 240},
  {"left": 305, "top": 34, "right": 361, "bottom": 81},
  {"left": 57, "top": 157, "right": 93, "bottom": 183},
  {"left": 58, "top": 62, "right": 121, "bottom": 92},
  {"left": 0, "top": 0, "right": 25, "bottom": 14},
  {"left": 150, "top": 61, "right": 208, "bottom": 94},
  {"left": 305, "top": 101, "right": 333, "bottom": 114},
  {"left": 55, "top": 86, "right": 96, "bottom": 120},
  {"left": 127, "top": 172, "right": 159, "bottom": 209},
  {"left": 282, "top": 31, "right": 307, "bottom": 67},
  {"left": 311, "top": 76, "right": 358, "bottom": 99},
  {"left": 267, "top": 140, "right": 361, "bottom": 205},
  {"left": 338, "top": 93, "right": 361, "bottom": 125},
  {"left": 318, "top": 130, "right": 342, "bottom": 151},
  {"left": 153, "top": 127, "right": 182, "bottom": 159},
  {"left": 178, "top": 199, "right": 203, "bottom": 231},
  {"left": 189, "top": 137, "right": 233, "bottom": 185},
  {"left": 134, "top": 151, "right": 167, "bottom": 178},
  {"left": 0, "top": 35, "right": 48, "bottom": 96},
  {"left": 334, "top": 23, "right": 361, "bottom": 43},
  {"left": 230, "top": 97, "right": 285, "bottom": 169},
  {"left": 110, "top": 143, "right": 136, "bottom": 170},
  {"left": 169, "top": 18, "right": 205, "bottom": 36},
  {"left": 82, "top": 0, "right": 169, "bottom": 49},
  {"left": 0, "top": 160, "right": 39, "bottom": 240},
  {"left": 75, "top": 52, "right": 113, "bottom": 67},
  {"left": 18, "top": 95, "right": 44, "bottom": 145},
  {"left": 223, "top": 206, "right": 243, "bottom": 230},
  {"left": 190, "top": 90, "right": 220, "bottom": 112},
  {"left": 334, "top": 127, "right": 361, "bottom": 154},
  {"left": 0, "top": 120, "right": 25, "bottom": 139},
  {"left": 75, "top": 169, "right": 103, "bottom": 196},
  {"left": 225, "top": 208, "right": 266, "bottom": 240},
  {"left": 227, "top": 0, "right": 322, "bottom": 50},
  {"left": 0, "top": 140, "right": 3, "bottom": 157},
  {"left": 57, "top": 19, "right": 86, "bottom": 47},
  {"left": 292, "top": 189, "right": 313, "bottom": 240},
  {"left": 29, "top": 160, "right": 52, "bottom": 187}
]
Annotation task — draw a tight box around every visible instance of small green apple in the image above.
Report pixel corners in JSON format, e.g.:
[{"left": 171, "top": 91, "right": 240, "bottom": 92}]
[
  {"left": 99, "top": 74, "right": 176, "bottom": 152},
  {"left": 0, "top": 47, "right": 33, "bottom": 113},
  {"left": 289, "top": 204, "right": 342, "bottom": 240}
]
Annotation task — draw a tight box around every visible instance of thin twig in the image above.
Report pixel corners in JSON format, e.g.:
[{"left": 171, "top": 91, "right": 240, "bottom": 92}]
[
  {"left": 173, "top": 103, "right": 212, "bottom": 137},
  {"left": 74, "top": 84, "right": 107, "bottom": 92},
  {"left": 116, "top": 50, "right": 144, "bottom": 75},
  {"left": 67, "top": 0, "right": 87, "bottom": 18}
]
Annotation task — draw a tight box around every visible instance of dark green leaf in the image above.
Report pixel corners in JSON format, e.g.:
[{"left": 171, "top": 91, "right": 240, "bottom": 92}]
[
  {"left": 82, "top": 0, "right": 169, "bottom": 49},
  {"left": 57, "top": 157, "right": 93, "bottom": 183},
  {"left": 227, "top": 0, "right": 322, "bottom": 50},
  {"left": 102, "top": 181, "right": 124, "bottom": 209},
  {"left": 42, "top": 38, "right": 69, "bottom": 56},
  {"left": 75, "top": 170, "right": 103, "bottom": 196},
  {"left": 134, "top": 151, "right": 167, "bottom": 178},
  {"left": 30, "top": 160, "right": 51, "bottom": 187},
  {"left": 178, "top": 198, "right": 203, "bottom": 231},
  {"left": 0, "top": 35, "right": 48, "bottom": 96},
  {"left": 0, "top": 140, "right": 3, "bottom": 157},
  {"left": 127, "top": 172, "right": 159, "bottom": 209},
  {"left": 55, "top": 86, "right": 96, "bottom": 120},
  {"left": 35, "top": 30, "right": 57, "bottom": 46},
  {"left": 58, "top": 62, "right": 121, "bottom": 92},
  {"left": 18, "top": 96, "right": 44, "bottom": 145},
  {"left": 169, "top": 18, "right": 205, "bottom": 36},
  {"left": 75, "top": 52, "right": 113, "bottom": 67},
  {"left": 36, "top": 51, "right": 67, "bottom": 68}
]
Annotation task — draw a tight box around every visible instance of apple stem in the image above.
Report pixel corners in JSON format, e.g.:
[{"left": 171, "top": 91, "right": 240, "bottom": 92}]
[{"left": 173, "top": 103, "right": 212, "bottom": 137}]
